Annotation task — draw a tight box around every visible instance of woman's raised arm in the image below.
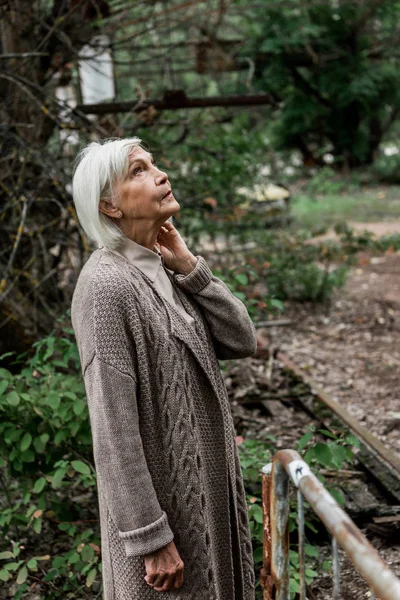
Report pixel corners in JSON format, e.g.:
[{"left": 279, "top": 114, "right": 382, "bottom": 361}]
[{"left": 174, "top": 255, "right": 258, "bottom": 360}]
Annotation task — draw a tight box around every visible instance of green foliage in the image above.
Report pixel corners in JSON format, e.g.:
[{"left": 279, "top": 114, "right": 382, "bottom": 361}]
[
  {"left": 306, "top": 167, "right": 347, "bottom": 196},
  {"left": 373, "top": 152, "right": 400, "bottom": 183},
  {"left": 213, "top": 262, "right": 285, "bottom": 321},
  {"left": 297, "top": 426, "right": 360, "bottom": 508},
  {"left": 235, "top": 0, "right": 400, "bottom": 168},
  {"left": 0, "top": 319, "right": 102, "bottom": 599},
  {"left": 243, "top": 230, "right": 348, "bottom": 303}
]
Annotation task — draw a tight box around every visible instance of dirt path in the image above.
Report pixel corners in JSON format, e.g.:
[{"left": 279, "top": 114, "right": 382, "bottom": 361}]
[{"left": 270, "top": 246, "right": 400, "bottom": 461}]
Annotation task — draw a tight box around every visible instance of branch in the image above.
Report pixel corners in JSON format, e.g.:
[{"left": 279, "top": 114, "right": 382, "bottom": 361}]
[{"left": 0, "top": 195, "right": 30, "bottom": 300}]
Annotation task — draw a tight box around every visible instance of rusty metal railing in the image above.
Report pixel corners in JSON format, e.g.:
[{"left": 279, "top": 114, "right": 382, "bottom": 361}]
[{"left": 260, "top": 449, "right": 400, "bottom": 600}]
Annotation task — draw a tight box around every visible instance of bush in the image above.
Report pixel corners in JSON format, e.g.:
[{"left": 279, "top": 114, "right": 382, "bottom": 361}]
[
  {"left": 0, "top": 317, "right": 102, "bottom": 599},
  {"left": 373, "top": 152, "right": 400, "bottom": 184},
  {"left": 242, "top": 231, "right": 349, "bottom": 304}
]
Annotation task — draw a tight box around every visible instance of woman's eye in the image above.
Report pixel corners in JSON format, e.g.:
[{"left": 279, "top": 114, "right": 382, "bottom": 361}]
[{"left": 132, "top": 167, "right": 142, "bottom": 175}]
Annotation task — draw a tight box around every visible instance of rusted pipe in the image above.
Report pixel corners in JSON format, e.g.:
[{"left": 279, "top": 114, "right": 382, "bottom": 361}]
[
  {"left": 261, "top": 460, "right": 291, "bottom": 600},
  {"left": 260, "top": 464, "right": 274, "bottom": 600},
  {"left": 273, "top": 449, "right": 400, "bottom": 600}
]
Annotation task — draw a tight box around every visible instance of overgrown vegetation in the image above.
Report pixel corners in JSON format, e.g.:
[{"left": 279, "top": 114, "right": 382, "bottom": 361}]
[{"left": 0, "top": 324, "right": 100, "bottom": 599}]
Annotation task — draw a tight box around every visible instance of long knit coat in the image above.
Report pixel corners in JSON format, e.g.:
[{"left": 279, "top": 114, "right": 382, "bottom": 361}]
[{"left": 71, "top": 245, "right": 258, "bottom": 600}]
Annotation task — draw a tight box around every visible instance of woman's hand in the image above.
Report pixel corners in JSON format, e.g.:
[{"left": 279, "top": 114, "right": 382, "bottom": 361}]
[
  {"left": 144, "top": 539, "right": 184, "bottom": 592},
  {"left": 155, "top": 220, "right": 197, "bottom": 275}
]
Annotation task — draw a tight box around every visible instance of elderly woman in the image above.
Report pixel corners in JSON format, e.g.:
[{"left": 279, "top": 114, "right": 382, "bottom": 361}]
[{"left": 70, "top": 137, "right": 257, "bottom": 600}]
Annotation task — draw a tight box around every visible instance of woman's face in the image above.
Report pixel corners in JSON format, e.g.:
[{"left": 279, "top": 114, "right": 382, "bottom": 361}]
[{"left": 113, "top": 146, "right": 180, "bottom": 223}]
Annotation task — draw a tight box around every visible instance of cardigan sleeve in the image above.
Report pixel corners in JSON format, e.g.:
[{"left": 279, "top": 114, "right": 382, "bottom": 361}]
[
  {"left": 173, "top": 255, "right": 258, "bottom": 360},
  {"left": 83, "top": 354, "right": 174, "bottom": 558}
]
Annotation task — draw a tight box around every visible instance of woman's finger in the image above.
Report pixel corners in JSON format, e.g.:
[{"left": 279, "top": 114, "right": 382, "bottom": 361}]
[{"left": 151, "top": 572, "right": 168, "bottom": 588}]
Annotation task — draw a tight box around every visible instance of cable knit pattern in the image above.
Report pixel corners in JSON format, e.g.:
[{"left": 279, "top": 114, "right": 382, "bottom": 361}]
[{"left": 71, "top": 247, "right": 257, "bottom": 600}]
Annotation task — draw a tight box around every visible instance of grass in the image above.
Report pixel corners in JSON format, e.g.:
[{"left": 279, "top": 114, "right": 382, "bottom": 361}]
[{"left": 291, "top": 186, "right": 400, "bottom": 230}]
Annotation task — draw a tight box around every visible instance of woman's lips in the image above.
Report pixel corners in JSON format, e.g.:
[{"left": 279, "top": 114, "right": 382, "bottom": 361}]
[{"left": 162, "top": 190, "right": 173, "bottom": 199}]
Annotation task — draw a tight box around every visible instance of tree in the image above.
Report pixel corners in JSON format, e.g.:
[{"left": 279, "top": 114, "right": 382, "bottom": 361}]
[{"left": 237, "top": 0, "right": 400, "bottom": 168}]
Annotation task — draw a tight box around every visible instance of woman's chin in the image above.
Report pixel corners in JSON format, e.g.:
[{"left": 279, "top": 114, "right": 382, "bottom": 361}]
[{"left": 167, "top": 198, "right": 180, "bottom": 212}]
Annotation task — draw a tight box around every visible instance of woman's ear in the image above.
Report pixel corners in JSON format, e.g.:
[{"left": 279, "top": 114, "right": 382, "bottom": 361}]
[{"left": 99, "top": 198, "right": 121, "bottom": 219}]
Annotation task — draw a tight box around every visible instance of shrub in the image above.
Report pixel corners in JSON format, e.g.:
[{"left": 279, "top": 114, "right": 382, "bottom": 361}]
[{"left": 0, "top": 317, "right": 102, "bottom": 599}]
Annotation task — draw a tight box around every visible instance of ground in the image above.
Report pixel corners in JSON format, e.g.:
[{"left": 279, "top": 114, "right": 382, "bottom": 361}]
[
  {"left": 274, "top": 221, "right": 400, "bottom": 462},
  {"left": 266, "top": 222, "right": 400, "bottom": 598}
]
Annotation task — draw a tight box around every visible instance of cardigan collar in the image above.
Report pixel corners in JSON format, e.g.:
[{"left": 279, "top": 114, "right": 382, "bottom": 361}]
[{"left": 112, "top": 236, "right": 164, "bottom": 282}]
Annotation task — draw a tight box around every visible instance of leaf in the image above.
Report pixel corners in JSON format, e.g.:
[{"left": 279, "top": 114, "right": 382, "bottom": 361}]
[
  {"left": 4, "top": 562, "right": 21, "bottom": 571},
  {"left": 297, "top": 432, "right": 313, "bottom": 451},
  {"left": 305, "top": 519, "right": 318, "bottom": 534},
  {"left": 6, "top": 391, "right": 20, "bottom": 406},
  {"left": 290, "top": 579, "right": 301, "bottom": 593},
  {"left": 51, "top": 468, "right": 66, "bottom": 489},
  {"left": 318, "top": 429, "right": 338, "bottom": 440},
  {"left": 33, "top": 518, "right": 42, "bottom": 534},
  {"left": 73, "top": 399, "right": 86, "bottom": 416},
  {"left": 85, "top": 567, "right": 97, "bottom": 588},
  {"left": 328, "top": 443, "right": 347, "bottom": 468},
  {"left": 0, "top": 552, "right": 14, "bottom": 560},
  {"left": 305, "top": 544, "right": 318, "bottom": 557},
  {"left": 67, "top": 552, "right": 80, "bottom": 565},
  {"left": 20, "top": 433, "right": 32, "bottom": 452},
  {"left": 33, "top": 477, "right": 46, "bottom": 494},
  {"left": 16, "top": 566, "right": 28, "bottom": 584},
  {"left": 46, "top": 392, "right": 60, "bottom": 410},
  {"left": 313, "top": 443, "right": 332, "bottom": 467},
  {"left": 305, "top": 568, "right": 318, "bottom": 578},
  {"left": 0, "top": 368, "right": 12, "bottom": 380},
  {"left": 81, "top": 545, "right": 95, "bottom": 562},
  {"left": 0, "top": 380, "right": 9, "bottom": 396},
  {"left": 345, "top": 434, "right": 360, "bottom": 448},
  {"left": 251, "top": 504, "right": 264, "bottom": 523},
  {"left": 329, "top": 487, "right": 345, "bottom": 506},
  {"left": 270, "top": 298, "right": 284, "bottom": 311},
  {"left": 54, "top": 430, "right": 67, "bottom": 445},
  {"left": 71, "top": 460, "right": 90, "bottom": 475},
  {"left": 27, "top": 559, "right": 37, "bottom": 569},
  {"left": 234, "top": 273, "right": 248, "bottom": 285},
  {"left": 21, "top": 449, "right": 35, "bottom": 463},
  {"left": 0, "top": 569, "right": 10, "bottom": 581}
]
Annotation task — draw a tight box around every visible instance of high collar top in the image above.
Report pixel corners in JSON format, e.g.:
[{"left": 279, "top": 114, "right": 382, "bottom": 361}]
[{"left": 114, "top": 236, "right": 196, "bottom": 328}]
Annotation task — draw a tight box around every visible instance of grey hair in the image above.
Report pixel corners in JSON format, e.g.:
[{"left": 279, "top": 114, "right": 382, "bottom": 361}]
[{"left": 71, "top": 137, "right": 144, "bottom": 250}]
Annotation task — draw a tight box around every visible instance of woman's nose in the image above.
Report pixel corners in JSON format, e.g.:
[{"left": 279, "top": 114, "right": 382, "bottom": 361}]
[{"left": 155, "top": 167, "right": 168, "bottom": 184}]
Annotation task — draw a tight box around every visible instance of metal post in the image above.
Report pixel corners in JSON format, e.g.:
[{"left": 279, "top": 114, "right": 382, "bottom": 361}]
[
  {"left": 270, "top": 460, "right": 290, "bottom": 600},
  {"left": 261, "top": 464, "right": 274, "bottom": 600},
  {"left": 332, "top": 536, "right": 340, "bottom": 600},
  {"left": 276, "top": 450, "right": 400, "bottom": 600},
  {"left": 297, "top": 490, "right": 306, "bottom": 600}
]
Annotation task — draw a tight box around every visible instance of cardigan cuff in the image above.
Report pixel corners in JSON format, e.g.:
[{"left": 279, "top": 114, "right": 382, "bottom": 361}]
[
  {"left": 118, "top": 510, "right": 174, "bottom": 558},
  {"left": 173, "top": 256, "right": 212, "bottom": 294}
]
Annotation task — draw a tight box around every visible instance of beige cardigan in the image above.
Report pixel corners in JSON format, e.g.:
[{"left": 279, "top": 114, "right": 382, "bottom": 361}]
[{"left": 71, "top": 245, "right": 257, "bottom": 600}]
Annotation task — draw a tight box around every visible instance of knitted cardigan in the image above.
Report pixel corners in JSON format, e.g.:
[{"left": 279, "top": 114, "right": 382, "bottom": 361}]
[{"left": 71, "top": 246, "right": 258, "bottom": 600}]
